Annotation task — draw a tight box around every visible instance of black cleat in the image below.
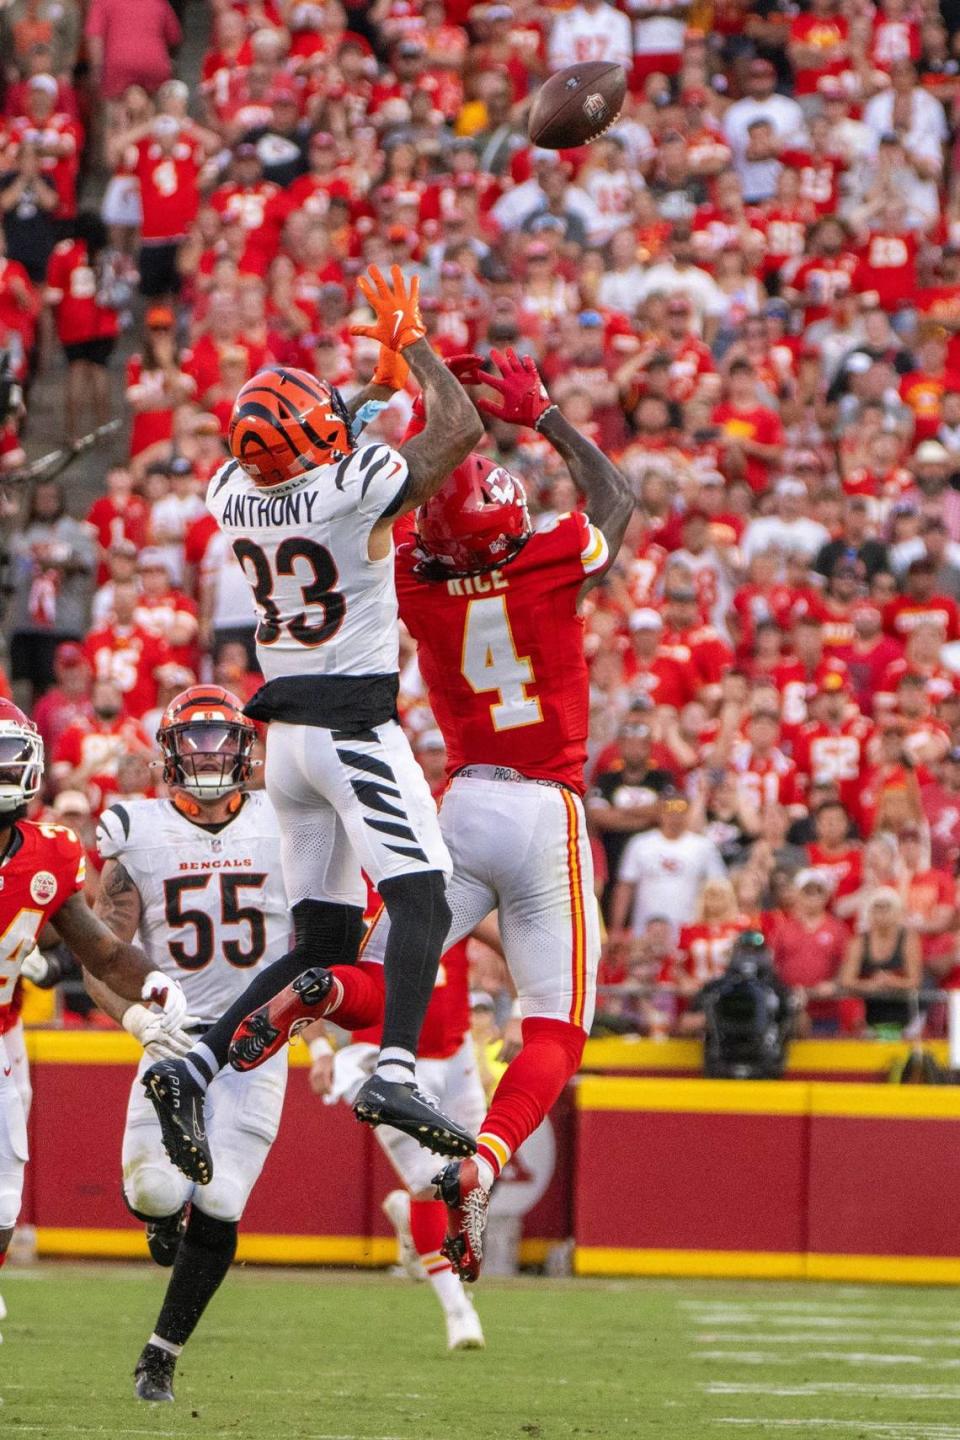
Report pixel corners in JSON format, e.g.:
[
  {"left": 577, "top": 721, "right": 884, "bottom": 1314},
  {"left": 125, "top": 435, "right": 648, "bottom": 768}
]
[
  {"left": 142, "top": 1059, "right": 213, "bottom": 1185},
  {"left": 134, "top": 1343, "right": 176, "bottom": 1402},
  {"left": 352, "top": 1075, "right": 477, "bottom": 1157},
  {"left": 145, "top": 1204, "right": 188, "bottom": 1267},
  {"left": 228, "top": 968, "right": 334, "bottom": 1072}
]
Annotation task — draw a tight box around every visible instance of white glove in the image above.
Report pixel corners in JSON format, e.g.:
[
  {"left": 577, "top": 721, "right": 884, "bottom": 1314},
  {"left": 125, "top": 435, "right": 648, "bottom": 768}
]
[
  {"left": 122, "top": 1003, "right": 200, "bottom": 1059},
  {"left": 141, "top": 971, "right": 189, "bottom": 1030},
  {"left": 20, "top": 947, "right": 53, "bottom": 985}
]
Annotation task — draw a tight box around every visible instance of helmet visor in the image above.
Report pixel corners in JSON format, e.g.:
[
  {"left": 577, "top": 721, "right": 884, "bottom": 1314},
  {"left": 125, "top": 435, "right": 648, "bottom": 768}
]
[
  {"left": 0, "top": 730, "right": 42, "bottom": 808},
  {"left": 166, "top": 721, "right": 253, "bottom": 796}
]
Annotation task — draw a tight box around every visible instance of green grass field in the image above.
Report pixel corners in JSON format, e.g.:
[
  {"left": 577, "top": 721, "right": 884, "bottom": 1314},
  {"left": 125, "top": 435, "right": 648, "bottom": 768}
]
[{"left": 3, "top": 1264, "right": 960, "bottom": 1440}]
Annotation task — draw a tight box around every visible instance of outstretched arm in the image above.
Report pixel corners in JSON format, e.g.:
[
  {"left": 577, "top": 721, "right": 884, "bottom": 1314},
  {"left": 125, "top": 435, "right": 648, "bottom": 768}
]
[
  {"left": 350, "top": 265, "right": 482, "bottom": 517},
  {"left": 398, "top": 340, "right": 484, "bottom": 508},
  {"left": 537, "top": 406, "right": 634, "bottom": 561},
  {"left": 472, "top": 348, "right": 634, "bottom": 571}
]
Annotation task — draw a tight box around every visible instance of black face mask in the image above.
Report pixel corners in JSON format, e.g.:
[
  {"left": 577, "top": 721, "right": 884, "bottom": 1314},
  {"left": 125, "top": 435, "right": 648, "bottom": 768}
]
[{"left": 94, "top": 704, "right": 121, "bottom": 721}]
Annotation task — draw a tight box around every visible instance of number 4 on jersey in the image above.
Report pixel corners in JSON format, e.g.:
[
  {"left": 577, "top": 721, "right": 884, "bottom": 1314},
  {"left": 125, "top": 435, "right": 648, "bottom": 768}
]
[{"left": 461, "top": 596, "right": 542, "bottom": 732}]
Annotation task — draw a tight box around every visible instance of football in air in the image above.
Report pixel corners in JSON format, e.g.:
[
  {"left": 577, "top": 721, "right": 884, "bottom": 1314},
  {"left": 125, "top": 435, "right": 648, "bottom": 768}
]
[{"left": 527, "top": 61, "right": 627, "bottom": 150}]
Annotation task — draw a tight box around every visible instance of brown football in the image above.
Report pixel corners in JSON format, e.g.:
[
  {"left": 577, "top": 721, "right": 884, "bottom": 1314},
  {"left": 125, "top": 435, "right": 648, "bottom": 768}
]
[{"left": 527, "top": 61, "right": 627, "bottom": 150}]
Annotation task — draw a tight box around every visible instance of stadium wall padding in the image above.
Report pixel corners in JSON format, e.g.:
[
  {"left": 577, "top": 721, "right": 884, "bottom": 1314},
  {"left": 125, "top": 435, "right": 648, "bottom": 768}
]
[
  {"left": 574, "top": 1076, "right": 960, "bottom": 1284},
  {"left": 21, "top": 1031, "right": 571, "bottom": 1266},
  {"left": 21, "top": 1033, "right": 960, "bottom": 1282}
]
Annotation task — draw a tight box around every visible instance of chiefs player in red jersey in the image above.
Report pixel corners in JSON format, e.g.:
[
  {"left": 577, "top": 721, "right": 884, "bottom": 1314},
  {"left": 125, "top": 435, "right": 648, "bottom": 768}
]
[
  {"left": 304, "top": 930, "right": 488, "bottom": 1351},
  {"left": 0, "top": 700, "right": 188, "bottom": 1295},
  {"left": 230, "top": 348, "right": 633, "bottom": 1282}
]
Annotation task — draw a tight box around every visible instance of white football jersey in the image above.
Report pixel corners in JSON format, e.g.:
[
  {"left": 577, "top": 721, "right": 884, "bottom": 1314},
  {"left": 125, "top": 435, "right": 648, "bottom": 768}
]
[
  {"left": 97, "top": 792, "right": 291, "bottom": 1025},
  {"left": 206, "top": 443, "right": 409, "bottom": 683}
]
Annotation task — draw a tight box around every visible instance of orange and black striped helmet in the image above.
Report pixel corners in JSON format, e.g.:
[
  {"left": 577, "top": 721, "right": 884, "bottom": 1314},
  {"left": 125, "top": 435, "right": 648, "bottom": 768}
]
[
  {"left": 157, "top": 685, "right": 257, "bottom": 800},
  {"left": 228, "top": 367, "right": 353, "bottom": 489}
]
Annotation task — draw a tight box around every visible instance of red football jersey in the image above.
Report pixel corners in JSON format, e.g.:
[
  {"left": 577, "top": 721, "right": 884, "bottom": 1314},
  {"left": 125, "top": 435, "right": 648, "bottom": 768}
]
[
  {"left": 729, "top": 742, "right": 802, "bottom": 810},
  {"left": 671, "top": 919, "right": 749, "bottom": 985},
  {"left": 883, "top": 593, "right": 960, "bottom": 643},
  {"left": 793, "top": 716, "right": 874, "bottom": 814},
  {"left": 45, "top": 240, "right": 119, "bottom": 346},
  {"left": 805, "top": 842, "right": 862, "bottom": 900},
  {"left": 354, "top": 937, "right": 470, "bottom": 1061},
  {"left": 83, "top": 624, "right": 170, "bottom": 719},
  {"left": 0, "top": 820, "right": 86, "bottom": 1016},
  {"left": 125, "top": 136, "right": 203, "bottom": 242},
  {"left": 396, "top": 512, "right": 609, "bottom": 794}
]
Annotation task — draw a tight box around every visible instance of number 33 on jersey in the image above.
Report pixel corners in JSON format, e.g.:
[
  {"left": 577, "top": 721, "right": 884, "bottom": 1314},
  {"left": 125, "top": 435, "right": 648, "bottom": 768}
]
[{"left": 397, "top": 511, "right": 608, "bottom": 795}]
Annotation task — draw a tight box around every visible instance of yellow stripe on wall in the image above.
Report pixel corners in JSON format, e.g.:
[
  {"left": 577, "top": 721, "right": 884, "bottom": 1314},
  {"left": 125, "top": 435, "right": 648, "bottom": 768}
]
[
  {"left": 811, "top": 1083, "right": 960, "bottom": 1121},
  {"left": 574, "top": 1246, "right": 960, "bottom": 1286},
  {"left": 574, "top": 1246, "right": 806, "bottom": 1279},
  {"left": 25, "top": 1030, "right": 314, "bottom": 1067},
  {"left": 578, "top": 1035, "right": 951, "bottom": 1075},
  {"left": 577, "top": 1076, "right": 960, "bottom": 1122},
  {"left": 35, "top": 1227, "right": 554, "bottom": 1268},
  {"left": 576, "top": 1076, "right": 810, "bottom": 1116}
]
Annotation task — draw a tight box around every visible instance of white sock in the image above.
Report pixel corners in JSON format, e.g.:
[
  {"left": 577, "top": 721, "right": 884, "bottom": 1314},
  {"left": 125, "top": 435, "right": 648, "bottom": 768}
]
[
  {"left": 376, "top": 1047, "right": 417, "bottom": 1085},
  {"left": 473, "top": 1155, "right": 496, "bottom": 1193},
  {"left": 183, "top": 1042, "right": 219, "bottom": 1093},
  {"left": 149, "top": 1333, "right": 183, "bottom": 1357},
  {"left": 427, "top": 1263, "right": 469, "bottom": 1316}
]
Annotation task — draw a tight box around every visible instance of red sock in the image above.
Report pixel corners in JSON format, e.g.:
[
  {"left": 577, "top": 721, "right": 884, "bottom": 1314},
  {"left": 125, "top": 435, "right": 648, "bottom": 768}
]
[
  {"left": 477, "top": 1018, "right": 585, "bottom": 1180},
  {"left": 409, "top": 1198, "right": 451, "bottom": 1272},
  {"left": 326, "top": 961, "right": 385, "bottom": 1031}
]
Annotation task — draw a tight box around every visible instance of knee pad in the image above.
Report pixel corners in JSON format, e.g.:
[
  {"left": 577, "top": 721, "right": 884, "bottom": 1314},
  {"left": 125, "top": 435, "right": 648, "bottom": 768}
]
[
  {"left": 0, "top": 1172, "right": 23, "bottom": 1231},
  {"left": 292, "top": 898, "right": 364, "bottom": 969},
  {"left": 123, "top": 1160, "right": 191, "bottom": 1220},
  {"left": 522, "top": 1017, "right": 586, "bottom": 1074},
  {"left": 187, "top": 1206, "right": 239, "bottom": 1260},
  {"left": 379, "top": 870, "right": 451, "bottom": 944}
]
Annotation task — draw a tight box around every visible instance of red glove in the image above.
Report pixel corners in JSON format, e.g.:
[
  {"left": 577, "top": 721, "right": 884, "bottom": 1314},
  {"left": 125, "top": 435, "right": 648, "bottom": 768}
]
[
  {"left": 406, "top": 352, "right": 486, "bottom": 437},
  {"left": 474, "top": 348, "right": 555, "bottom": 430}
]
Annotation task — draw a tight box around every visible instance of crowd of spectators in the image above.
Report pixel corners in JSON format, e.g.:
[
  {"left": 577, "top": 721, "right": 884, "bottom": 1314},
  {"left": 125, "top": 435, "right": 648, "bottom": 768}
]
[{"left": 3, "top": 0, "right": 960, "bottom": 1040}]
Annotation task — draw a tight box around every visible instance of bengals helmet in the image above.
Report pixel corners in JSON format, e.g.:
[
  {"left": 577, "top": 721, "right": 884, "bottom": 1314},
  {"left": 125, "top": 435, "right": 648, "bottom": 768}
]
[
  {"left": 0, "top": 699, "right": 43, "bottom": 816},
  {"left": 229, "top": 367, "right": 353, "bottom": 489},
  {"left": 157, "top": 686, "right": 257, "bottom": 801},
  {"left": 417, "top": 453, "right": 531, "bottom": 576}
]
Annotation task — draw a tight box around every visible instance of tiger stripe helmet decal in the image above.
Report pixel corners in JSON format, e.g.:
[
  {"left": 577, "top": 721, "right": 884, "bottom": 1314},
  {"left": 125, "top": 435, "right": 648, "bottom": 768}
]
[{"left": 229, "top": 367, "right": 354, "bottom": 489}]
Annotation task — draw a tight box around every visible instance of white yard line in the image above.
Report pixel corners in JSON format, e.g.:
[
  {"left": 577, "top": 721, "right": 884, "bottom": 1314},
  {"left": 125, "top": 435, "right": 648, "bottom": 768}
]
[
  {"left": 696, "top": 1332, "right": 960, "bottom": 1348},
  {"left": 718, "top": 1422, "right": 960, "bottom": 1438},
  {"left": 696, "top": 1349, "right": 960, "bottom": 1367},
  {"left": 706, "top": 1381, "right": 960, "bottom": 1400},
  {"left": 692, "top": 1316, "right": 960, "bottom": 1332}
]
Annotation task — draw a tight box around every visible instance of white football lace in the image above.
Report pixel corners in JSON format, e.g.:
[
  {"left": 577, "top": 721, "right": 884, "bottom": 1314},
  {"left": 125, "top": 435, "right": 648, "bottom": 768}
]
[{"left": 462, "top": 1186, "right": 489, "bottom": 1260}]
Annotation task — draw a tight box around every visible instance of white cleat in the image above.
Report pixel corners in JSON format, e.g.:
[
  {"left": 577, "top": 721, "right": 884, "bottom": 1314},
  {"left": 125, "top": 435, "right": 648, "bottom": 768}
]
[
  {"left": 446, "top": 1301, "right": 485, "bottom": 1351},
  {"left": 381, "top": 1189, "right": 427, "bottom": 1282}
]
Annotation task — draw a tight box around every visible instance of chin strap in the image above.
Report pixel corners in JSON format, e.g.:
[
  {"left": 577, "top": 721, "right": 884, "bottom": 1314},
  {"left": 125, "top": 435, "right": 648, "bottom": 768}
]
[{"left": 171, "top": 790, "right": 244, "bottom": 820}]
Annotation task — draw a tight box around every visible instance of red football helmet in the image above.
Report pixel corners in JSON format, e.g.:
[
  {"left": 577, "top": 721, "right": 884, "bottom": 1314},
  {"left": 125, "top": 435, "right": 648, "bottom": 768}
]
[
  {"left": 229, "top": 367, "right": 353, "bottom": 489},
  {"left": 0, "top": 698, "right": 43, "bottom": 815},
  {"left": 157, "top": 686, "right": 257, "bottom": 801},
  {"left": 416, "top": 453, "right": 531, "bottom": 576}
]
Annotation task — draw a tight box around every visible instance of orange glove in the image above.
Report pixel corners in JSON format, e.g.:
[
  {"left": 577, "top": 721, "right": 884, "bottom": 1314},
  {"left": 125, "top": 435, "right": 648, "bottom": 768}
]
[
  {"left": 351, "top": 264, "right": 426, "bottom": 352},
  {"left": 372, "top": 345, "right": 410, "bottom": 391}
]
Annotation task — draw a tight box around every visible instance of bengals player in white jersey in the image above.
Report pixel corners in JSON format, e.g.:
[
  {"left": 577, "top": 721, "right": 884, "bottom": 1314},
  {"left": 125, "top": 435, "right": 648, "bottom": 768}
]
[
  {"left": 141, "top": 265, "right": 484, "bottom": 1185},
  {"left": 0, "top": 699, "right": 188, "bottom": 1325},
  {"left": 231, "top": 349, "right": 634, "bottom": 1282},
  {"left": 87, "top": 686, "right": 290, "bottom": 1404}
]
